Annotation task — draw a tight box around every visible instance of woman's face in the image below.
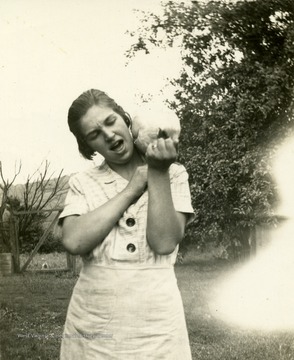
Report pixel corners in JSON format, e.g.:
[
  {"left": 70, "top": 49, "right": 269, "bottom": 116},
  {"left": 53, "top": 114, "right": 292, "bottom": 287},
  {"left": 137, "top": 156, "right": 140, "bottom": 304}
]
[{"left": 79, "top": 105, "right": 134, "bottom": 165}]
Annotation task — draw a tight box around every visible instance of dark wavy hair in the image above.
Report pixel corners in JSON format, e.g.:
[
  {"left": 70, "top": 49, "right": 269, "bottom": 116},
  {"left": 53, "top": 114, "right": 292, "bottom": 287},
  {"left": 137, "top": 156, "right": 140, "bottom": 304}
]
[{"left": 68, "top": 89, "right": 131, "bottom": 160}]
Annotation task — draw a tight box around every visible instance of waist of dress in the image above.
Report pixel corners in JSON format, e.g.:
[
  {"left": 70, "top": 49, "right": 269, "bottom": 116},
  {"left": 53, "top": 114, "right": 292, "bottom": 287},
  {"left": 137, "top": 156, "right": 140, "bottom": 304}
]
[
  {"left": 76, "top": 263, "right": 177, "bottom": 290},
  {"left": 82, "top": 263, "right": 174, "bottom": 270}
]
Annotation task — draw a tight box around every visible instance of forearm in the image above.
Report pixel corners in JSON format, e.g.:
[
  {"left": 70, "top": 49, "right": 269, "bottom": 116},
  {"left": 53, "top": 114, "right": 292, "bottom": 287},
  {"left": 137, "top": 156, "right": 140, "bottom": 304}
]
[
  {"left": 62, "top": 185, "right": 138, "bottom": 255},
  {"left": 147, "top": 168, "right": 185, "bottom": 255}
]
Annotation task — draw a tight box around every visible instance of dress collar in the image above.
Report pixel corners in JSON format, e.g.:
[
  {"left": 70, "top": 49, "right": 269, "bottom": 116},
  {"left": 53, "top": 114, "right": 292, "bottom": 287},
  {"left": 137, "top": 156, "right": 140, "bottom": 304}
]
[{"left": 99, "top": 161, "right": 128, "bottom": 185}]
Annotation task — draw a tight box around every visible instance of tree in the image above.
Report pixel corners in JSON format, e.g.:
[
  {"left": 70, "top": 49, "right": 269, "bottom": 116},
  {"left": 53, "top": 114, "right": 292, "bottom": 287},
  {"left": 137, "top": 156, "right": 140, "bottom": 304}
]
[
  {"left": 16, "top": 160, "right": 66, "bottom": 248},
  {"left": 0, "top": 161, "right": 21, "bottom": 252},
  {"left": 0, "top": 161, "right": 67, "bottom": 252},
  {"left": 127, "top": 0, "right": 294, "bottom": 258}
]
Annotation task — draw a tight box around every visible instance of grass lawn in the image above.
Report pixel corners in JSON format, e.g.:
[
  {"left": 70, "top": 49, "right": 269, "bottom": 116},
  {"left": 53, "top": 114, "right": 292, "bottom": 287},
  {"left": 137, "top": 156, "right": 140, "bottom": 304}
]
[{"left": 0, "top": 250, "right": 294, "bottom": 359}]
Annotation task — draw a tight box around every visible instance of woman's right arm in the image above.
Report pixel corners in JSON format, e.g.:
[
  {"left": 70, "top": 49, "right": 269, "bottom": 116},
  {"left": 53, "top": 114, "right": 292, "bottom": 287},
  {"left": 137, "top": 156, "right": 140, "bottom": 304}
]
[{"left": 62, "top": 165, "right": 147, "bottom": 255}]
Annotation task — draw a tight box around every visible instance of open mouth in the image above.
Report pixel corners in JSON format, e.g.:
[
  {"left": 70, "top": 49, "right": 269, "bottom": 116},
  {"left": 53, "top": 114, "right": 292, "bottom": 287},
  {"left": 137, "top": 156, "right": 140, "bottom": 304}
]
[{"left": 109, "top": 139, "right": 124, "bottom": 151}]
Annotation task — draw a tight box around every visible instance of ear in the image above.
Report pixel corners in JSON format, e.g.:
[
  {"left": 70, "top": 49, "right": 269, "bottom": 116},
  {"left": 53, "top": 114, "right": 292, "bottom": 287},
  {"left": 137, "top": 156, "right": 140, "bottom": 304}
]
[{"left": 124, "top": 112, "right": 132, "bottom": 128}]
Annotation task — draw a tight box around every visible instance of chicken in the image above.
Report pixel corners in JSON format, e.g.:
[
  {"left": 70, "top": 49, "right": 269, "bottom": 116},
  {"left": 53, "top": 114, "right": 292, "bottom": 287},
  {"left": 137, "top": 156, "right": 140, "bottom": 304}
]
[{"left": 131, "top": 103, "right": 181, "bottom": 154}]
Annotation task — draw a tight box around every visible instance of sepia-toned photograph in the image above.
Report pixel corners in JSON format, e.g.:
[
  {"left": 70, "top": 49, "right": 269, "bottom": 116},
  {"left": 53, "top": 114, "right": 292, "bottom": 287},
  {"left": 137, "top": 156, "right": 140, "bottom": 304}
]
[{"left": 1, "top": 0, "right": 294, "bottom": 359}]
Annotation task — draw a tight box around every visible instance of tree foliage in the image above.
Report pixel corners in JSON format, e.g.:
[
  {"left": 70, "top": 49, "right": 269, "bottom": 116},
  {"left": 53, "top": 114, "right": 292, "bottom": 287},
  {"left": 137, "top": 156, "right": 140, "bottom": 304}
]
[{"left": 127, "top": 0, "right": 294, "bottom": 256}]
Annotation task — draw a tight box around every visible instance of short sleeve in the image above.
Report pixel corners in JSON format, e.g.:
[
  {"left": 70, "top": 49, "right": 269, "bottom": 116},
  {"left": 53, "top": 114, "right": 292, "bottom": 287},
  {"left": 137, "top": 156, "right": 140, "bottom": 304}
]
[
  {"left": 170, "top": 164, "right": 195, "bottom": 225},
  {"left": 59, "top": 175, "right": 89, "bottom": 222}
]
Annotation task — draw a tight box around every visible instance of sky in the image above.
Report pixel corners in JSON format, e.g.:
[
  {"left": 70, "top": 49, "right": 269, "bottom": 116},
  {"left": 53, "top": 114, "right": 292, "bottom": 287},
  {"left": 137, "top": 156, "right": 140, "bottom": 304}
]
[{"left": 0, "top": 0, "right": 182, "bottom": 183}]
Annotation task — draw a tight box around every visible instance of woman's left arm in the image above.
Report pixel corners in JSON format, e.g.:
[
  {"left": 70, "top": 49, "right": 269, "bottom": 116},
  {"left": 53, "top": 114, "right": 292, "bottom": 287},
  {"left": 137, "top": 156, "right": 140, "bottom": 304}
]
[{"left": 145, "top": 138, "right": 187, "bottom": 255}]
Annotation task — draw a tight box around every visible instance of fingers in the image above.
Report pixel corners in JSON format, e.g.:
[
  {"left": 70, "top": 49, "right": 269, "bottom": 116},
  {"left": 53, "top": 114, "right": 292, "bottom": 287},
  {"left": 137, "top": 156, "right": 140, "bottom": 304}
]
[
  {"left": 145, "top": 138, "right": 178, "bottom": 171},
  {"left": 134, "top": 165, "right": 148, "bottom": 182},
  {"left": 129, "top": 165, "right": 148, "bottom": 196},
  {"left": 148, "top": 138, "right": 177, "bottom": 155}
]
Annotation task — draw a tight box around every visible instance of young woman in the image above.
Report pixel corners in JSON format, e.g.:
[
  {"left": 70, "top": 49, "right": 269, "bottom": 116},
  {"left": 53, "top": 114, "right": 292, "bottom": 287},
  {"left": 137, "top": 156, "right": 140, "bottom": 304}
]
[{"left": 59, "top": 89, "right": 194, "bottom": 359}]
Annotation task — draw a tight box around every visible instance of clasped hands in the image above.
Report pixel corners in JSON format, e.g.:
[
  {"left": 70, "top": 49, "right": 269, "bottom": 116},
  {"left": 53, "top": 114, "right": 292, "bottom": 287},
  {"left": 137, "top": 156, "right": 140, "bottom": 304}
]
[
  {"left": 128, "top": 137, "right": 178, "bottom": 198},
  {"left": 145, "top": 137, "right": 178, "bottom": 171}
]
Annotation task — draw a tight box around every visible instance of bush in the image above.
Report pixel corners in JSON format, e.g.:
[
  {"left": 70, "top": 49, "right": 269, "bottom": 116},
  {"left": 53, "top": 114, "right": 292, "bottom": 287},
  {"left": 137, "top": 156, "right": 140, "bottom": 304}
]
[
  {"left": 39, "top": 231, "right": 64, "bottom": 254},
  {"left": 20, "top": 226, "right": 63, "bottom": 254}
]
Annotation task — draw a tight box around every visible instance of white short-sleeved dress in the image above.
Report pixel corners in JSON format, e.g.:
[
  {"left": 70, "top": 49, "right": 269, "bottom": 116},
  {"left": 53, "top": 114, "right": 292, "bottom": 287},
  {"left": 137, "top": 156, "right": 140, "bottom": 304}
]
[{"left": 59, "top": 161, "right": 194, "bottom": 360}]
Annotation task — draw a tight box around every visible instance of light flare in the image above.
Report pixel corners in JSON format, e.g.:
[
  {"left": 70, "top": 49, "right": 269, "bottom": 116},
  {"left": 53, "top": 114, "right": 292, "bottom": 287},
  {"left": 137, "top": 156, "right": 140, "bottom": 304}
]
[{"left": 210, "top": 136, "right": 294, "bottom": 331}]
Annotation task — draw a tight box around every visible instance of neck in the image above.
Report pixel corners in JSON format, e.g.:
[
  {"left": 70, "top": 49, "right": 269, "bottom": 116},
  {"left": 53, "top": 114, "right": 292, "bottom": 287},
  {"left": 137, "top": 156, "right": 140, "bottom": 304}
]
[{"left": 107, "top": 149, "right": 145, "bottom": 181}]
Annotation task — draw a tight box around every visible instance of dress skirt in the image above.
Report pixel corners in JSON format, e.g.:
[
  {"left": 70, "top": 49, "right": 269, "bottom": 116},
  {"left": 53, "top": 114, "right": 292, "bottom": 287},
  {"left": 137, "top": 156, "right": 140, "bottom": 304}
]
[{"left": 60, "top": 264, "right": 192, "bottom": 360}]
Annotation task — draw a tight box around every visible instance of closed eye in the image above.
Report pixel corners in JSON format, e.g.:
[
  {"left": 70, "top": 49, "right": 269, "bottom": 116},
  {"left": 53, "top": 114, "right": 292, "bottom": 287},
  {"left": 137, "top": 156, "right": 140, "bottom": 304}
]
[
  {"left": 85, "top": 115, "right": 117, "bottom": 141},
  {"left": 105, "top": 115, "right": 117, "bottom": 126},
  {"left": 86, "top": 129, "right": 101, "bottom": 141}
]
